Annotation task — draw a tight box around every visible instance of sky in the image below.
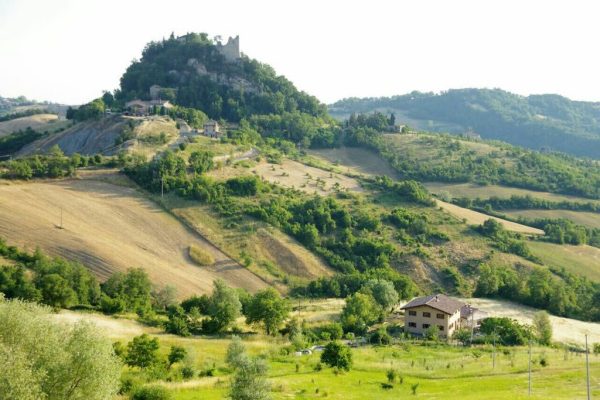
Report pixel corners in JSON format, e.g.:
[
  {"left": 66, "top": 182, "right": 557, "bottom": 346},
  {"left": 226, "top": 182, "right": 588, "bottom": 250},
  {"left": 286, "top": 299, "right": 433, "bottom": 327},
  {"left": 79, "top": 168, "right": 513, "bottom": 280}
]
[{"left": 1, "top": 0, "right": 600, "bottom": 105}]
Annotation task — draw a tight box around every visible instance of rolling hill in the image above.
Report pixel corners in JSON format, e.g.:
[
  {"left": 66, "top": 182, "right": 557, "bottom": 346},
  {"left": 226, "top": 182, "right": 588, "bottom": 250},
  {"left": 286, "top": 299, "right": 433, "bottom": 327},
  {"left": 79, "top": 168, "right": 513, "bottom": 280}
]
[{"left": 330, "top": 89, "right": 600, "bottom": 158}]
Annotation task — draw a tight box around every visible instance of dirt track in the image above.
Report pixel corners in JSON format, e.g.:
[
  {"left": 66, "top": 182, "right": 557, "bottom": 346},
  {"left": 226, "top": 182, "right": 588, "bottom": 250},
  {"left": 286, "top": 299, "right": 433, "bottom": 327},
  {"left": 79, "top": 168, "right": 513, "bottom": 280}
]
[{"left": 0, "top": 174, "right": 266, "bottom": 297}]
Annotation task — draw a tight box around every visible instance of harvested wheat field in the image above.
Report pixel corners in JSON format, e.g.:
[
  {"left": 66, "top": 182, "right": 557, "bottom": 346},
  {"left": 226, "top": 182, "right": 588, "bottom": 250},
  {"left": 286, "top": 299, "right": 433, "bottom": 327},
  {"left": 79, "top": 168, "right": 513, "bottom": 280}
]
[
  {"left": 309, "top": 147, "right": 400, "bottom": 178},
  {"left": 253, "top": 159, "right": 363, "bottom": 195},
  {"left": 0, "top": 173, "right": 266, "bottom": 297},
  {"left": 436, "top": 200, "right": 544, "bottom": 235},
  {"left": 463, "top": 297, "right": 600, "bottom": 345},
  {"left": 0, "top": 113, "right": 59, "bottom": 136}
]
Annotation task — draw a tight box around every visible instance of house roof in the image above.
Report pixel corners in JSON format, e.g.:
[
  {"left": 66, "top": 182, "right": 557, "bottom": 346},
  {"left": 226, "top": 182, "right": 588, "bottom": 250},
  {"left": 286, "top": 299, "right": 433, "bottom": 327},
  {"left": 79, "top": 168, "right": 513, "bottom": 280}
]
[{"left": 401, "top": 294, "right": 466, "bottom": 315}]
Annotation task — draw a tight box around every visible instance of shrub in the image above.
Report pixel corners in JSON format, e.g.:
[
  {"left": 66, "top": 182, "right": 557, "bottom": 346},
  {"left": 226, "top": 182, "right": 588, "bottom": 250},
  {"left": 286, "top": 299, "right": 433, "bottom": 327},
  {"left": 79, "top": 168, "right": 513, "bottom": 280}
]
[
  {"left": 189, "top": 245, "right": 215, "bottom": 266},
  {"left": 181, "top": 366, "right": 195, "bottom": 379},
  {"left": 320, "top": 341, "right": 353, "bottom": 371},
  {"left": 131, "top": 385, "right": 172, "bottom": 400}
]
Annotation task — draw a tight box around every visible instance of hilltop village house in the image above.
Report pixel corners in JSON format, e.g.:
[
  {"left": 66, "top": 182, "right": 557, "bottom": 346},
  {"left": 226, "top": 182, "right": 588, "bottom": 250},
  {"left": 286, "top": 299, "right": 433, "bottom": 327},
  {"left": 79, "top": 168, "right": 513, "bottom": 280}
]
[
  {"left": 401, "top": 294, "right": 487, "bottom": 338},
  {"left": 125, "top": 99, "right": 173, "bottom": 116},
  {"left": 203, "top": 120, "right": 222, "bottom": 138}
]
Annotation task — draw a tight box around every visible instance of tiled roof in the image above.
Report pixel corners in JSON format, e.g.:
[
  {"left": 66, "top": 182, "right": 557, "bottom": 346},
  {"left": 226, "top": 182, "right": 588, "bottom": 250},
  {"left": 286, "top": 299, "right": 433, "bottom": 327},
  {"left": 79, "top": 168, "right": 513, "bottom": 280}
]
[{"left": 401, "top": 294, "right": 466, "bottom": 315}]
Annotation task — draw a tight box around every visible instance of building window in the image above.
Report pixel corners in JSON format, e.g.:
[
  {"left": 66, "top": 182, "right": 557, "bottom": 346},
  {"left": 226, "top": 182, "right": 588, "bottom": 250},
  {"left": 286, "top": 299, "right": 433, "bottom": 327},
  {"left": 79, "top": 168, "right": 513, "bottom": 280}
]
[
  {"left": 422, "top": 323, "right": 430, "bottom": 329},
  {"left": 437, "top": 313, "right": 444, "bottom": 319},
  {"left": 408, "top": 322, "right": 416, "bottom": 328},
  {"left": 423, "top": 312, "right": 431, "bottom": 318},
  {"left": 438, "top": 325, "right": 444, "bottom": 331},
  {"left": 408, "top": 310, "right": 417, "bottom": 316}
]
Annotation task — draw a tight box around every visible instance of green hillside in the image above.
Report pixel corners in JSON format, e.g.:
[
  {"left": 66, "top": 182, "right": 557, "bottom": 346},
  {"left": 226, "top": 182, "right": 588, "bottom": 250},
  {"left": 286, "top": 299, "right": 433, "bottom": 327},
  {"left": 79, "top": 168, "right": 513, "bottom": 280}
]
[{"left": 330, "top": 89, "right": 600, "bottom": 158}]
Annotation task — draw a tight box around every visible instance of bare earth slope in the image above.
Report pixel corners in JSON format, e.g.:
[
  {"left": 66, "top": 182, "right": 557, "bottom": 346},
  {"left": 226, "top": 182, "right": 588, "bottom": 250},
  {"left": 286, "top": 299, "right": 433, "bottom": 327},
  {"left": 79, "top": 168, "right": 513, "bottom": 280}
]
[
  {"left": 17, "top": 115, "right": 128, "bottom": 156},
  {"left": 0, "top": 173, "right": 266, "bottom": 297}
]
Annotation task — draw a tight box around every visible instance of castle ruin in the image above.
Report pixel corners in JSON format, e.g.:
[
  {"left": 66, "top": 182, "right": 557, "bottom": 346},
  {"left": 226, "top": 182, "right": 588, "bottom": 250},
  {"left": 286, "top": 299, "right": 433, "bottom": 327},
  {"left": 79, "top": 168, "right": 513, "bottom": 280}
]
[{"left": 216, "top": 36, "right": 240, "bottom": 62}]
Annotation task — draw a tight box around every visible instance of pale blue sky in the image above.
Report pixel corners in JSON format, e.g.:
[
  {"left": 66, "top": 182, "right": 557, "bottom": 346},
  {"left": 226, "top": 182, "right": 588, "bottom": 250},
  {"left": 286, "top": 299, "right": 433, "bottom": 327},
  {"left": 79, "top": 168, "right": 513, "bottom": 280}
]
[{"left": 1, "top": 0, "right": 599, "bottom": 105}]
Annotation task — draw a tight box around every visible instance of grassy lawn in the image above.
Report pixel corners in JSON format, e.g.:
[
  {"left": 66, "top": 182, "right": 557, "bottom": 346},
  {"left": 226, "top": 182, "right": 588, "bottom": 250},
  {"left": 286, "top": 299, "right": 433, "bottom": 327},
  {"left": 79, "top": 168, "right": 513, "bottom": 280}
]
[
  {"left": 528, "top": 241, "right": 600, "bottom": 283},
  {"left": 166, "top": 342, "right": 599, "bottom": 399}
]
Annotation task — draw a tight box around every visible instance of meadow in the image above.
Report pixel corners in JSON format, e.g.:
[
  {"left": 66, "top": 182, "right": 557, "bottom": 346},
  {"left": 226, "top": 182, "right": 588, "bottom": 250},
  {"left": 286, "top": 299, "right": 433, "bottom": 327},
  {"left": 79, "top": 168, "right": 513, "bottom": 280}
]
[{"left": 54, "top": 304, "right": 600, "bottom": 400}]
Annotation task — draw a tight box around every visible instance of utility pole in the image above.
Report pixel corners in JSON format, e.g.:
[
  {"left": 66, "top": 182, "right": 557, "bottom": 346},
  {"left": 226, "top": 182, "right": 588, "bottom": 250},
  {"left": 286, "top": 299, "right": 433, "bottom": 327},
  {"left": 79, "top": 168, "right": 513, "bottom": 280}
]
[
  {"left": 585, "top": 334, "right": 591, "bottom": 400},
  {"left": 492, "top": 331, "right": 496, "bottom": 369},
  {"left": 528, "top": 340, "right": 532, "bottom": 396},
  {"left": 59, "top": 207, "right": 63, "bottom": 229}
]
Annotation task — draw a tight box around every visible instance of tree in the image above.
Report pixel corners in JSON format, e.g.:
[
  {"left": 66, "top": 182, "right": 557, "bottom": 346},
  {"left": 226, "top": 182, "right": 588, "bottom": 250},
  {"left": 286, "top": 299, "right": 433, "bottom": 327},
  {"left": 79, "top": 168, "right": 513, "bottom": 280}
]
[
  {"left": 168, "top": 346, "right": 187, "bottom": 367},
  {"left": 532, "top": 311, "right": 552, "bottom": 346},
  {"left": 189, "top": 150, "right": 214, "bottom": 174},
  {"left": 131, "top": 385, "right": 172, "bottom": 400},
  {"left": 229, "top": 358, "right": 271, "bottom": 400},
  {"left": 206, "top": 280, "right": 242, "bottom": 333},
  {"left": 101, "top": 268, "right": 152, "bottom": 313},
  {"left": 362, "top": 279, "right": 398, "bottom": 311},
  {"left": 320, "top": 341, "right": 353, "bottom": 371},
  {"left": 424, "top": 325, "right": 439, "bottom": 341},
  {"left": 152, "top": 285, "right": 177, "bottom": 311},
  {"left": 0, "top": 298, "right": 120, "bottom": 400},
  {"left": 245, "top": 288, "right": 290, "bottom": 335},
  {"left": 38, "top": 273, "right": 76, "bottom": 308},
  {"left": 226, "top": 336, "right": 248, "bottom": 369},
  {"left": 125, "top": 334, "right": 160, "bottom": 369},
  {"left": 452, "top": 328, "right": 471, "bottom": 346},
  {"left": 340, "top": 292, "right": 380, "bottom": 334}
]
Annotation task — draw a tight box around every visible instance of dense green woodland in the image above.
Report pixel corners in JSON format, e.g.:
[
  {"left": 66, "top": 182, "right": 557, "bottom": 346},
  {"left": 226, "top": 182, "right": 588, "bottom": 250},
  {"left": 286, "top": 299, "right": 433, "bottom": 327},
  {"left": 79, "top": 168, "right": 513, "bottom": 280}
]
[{"left": 331, "top": 89, "right": 600, "bottom": 158}]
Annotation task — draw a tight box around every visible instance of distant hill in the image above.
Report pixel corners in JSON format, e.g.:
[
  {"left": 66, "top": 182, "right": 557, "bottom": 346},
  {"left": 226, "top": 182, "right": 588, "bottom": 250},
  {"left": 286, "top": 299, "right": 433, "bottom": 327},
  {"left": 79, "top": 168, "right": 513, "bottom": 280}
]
[{"left": 329, "top": 89, "right": 600, "bottom": 158}]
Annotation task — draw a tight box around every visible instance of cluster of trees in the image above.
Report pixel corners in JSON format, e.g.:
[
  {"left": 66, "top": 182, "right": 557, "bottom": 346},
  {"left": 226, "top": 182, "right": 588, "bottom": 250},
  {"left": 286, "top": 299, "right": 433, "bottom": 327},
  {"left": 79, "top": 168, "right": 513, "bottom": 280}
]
[
  {"left": 299, "top": 271, "right": 416, "bottom": 301},
  {"left": 475, "top": 219, "right": 539, "bottom": 262},
  {"left": 459, "top": 194, "right": 600, "bottom": 214},
  {"left": 475, "top": 263, "right": 600, "bottom": 321},
  {"left": 0, "top": 240, "right": 100, "bottom": 308},
  {"left": 330, "top": 88, "right": 600, "bottom": 158},
  {"left": 66, "top": 98, "right": 106, "bottom": 121},
  {"left": 372, "top": 175, "right": 435, "bottom": 206},
  {"left": 343, "top": 111, "right": 397, "bottom": 147},
  {"left": 386, "top": 207, "right": 449, "bottom": 244},
  {"left": 166, "top": 282, "right": 290, "bottom": 337},
  {"left": 0, "top": 126, "right": 45, "bottom": 154},
  {"left": 1, "top": 146, "right": 105, "bottom": 180}
]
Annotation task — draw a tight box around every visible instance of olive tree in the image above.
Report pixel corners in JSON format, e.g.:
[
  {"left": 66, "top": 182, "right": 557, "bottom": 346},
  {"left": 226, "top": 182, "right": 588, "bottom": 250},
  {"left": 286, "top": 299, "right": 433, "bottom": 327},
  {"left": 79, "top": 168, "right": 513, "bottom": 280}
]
[{"left": 0, "top": 297, "right": 120, "bottom": 400}]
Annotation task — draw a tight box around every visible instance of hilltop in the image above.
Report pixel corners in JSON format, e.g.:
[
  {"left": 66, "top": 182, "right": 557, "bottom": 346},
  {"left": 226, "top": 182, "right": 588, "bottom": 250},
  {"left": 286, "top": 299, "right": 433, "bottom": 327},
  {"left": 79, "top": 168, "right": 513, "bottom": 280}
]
[{"left": 330, "top": 89, "right": 600, "bottom": 158}]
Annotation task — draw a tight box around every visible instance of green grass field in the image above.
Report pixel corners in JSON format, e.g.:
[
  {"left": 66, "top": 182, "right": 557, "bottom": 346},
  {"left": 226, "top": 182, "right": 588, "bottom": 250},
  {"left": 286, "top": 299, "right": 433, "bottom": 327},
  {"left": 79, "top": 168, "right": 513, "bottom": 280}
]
[
  {"left": 156, "top": 339, "right": 600, "bottom": 400},
  {"left": 528, "top": 241, "right": 600, "bottom": 283}
]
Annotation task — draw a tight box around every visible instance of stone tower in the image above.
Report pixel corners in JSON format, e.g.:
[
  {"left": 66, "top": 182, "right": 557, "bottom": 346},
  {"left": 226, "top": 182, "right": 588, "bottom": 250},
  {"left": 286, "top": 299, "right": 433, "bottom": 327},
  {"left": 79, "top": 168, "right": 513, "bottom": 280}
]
[{"left": 217, "top": 36, "right": 240, "bottom": 62}]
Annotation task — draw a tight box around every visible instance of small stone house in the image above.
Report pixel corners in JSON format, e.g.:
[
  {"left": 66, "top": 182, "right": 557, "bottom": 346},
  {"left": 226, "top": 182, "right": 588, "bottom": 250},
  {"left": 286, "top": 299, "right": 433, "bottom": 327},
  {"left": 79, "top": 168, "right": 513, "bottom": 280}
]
[
  {"left": 203, "top": 120, "right": 221, "bottom": 138},
  {"left": 401, "top": 294, "right": 485, "bottom": 338}
]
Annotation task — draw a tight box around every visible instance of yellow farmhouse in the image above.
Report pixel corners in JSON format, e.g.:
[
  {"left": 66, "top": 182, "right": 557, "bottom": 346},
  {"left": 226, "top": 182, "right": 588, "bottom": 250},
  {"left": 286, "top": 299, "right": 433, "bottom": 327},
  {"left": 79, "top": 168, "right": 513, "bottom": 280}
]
[{"left": 401, "top": 294, "right": 485, "bottom": 338}]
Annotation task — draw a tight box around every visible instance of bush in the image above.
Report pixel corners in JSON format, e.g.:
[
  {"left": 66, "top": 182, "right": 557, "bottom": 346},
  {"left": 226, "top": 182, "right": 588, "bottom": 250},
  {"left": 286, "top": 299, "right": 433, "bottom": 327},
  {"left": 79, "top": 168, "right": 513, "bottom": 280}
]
[
  {"left": 131, "top": 385, "right": 172, "bottom": 400},
  {"left": 189, "top": 245, "right": 215, "bottom": 266},
  {"left": 181, "top": 366, "right": 195, "bottom": 379},
  {"left": 320, "top": 341, "right": 353, "bottom": 371}
]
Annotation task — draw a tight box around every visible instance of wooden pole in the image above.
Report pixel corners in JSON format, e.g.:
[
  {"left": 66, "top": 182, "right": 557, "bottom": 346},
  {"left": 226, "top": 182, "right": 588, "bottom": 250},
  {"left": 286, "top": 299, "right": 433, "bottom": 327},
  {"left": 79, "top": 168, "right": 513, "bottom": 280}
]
[
  {"left": 528, "top": 340, "right": 532, "bottom": 396},
  {"left": 585, "top": 334, "right": 591, "bottom": 400}
]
